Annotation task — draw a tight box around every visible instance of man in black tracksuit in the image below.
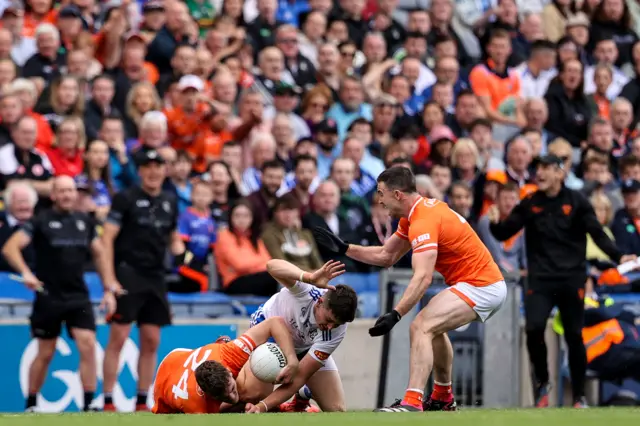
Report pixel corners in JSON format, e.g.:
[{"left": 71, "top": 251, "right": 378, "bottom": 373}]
[{"left": 488, "top": 154, "right": 637, "bottom": 408}]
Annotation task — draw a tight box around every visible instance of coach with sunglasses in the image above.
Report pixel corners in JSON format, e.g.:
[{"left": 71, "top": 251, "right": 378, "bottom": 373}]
[{"left": 488, "top": 154, "right": 636, "bottom": 409}]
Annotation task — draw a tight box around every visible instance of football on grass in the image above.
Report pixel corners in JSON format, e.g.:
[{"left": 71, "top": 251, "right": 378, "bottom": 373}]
[{"left": 250, "top": 343, "right": 288, "bottom": 383}]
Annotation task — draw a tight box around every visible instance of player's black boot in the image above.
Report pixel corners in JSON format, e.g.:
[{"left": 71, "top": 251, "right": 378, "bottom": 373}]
[
  {"left": 423, "top": 396, "right": 458, "bottom": 411},
  {"left": 374, "top": 399, "right": 422, "bottom": 412}
]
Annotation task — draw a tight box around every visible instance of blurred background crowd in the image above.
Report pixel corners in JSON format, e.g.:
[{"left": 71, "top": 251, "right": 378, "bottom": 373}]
[{"left": 1, "top": 0, "right": 640, "bottom": 299}]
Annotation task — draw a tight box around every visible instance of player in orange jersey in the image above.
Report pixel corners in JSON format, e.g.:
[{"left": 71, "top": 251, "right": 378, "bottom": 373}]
[
  {"left": 152, "top": 317, "right": 299, "bottom": 414},
  {"left": 313, "top": 166, "right": 506, "bottom": 412}
]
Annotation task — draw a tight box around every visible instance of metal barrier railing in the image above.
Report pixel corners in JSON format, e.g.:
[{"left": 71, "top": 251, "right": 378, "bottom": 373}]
[{"left": 376, "top": 268, "right": 522, "bottom": 408}]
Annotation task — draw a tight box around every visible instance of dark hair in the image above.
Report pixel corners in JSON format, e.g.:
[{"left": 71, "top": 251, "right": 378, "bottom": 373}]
[
  {"left": 176, "top": 149, "right": 191, "bottom": 163},
  {"left": 583, "top": 155, "right": 610, "bottom": 171},
  {"left": 377, "top": 166, "right": 417, "bottom": 193},
  {"left": 84, "top": 139, "right": 114, "bottom": 197},
  {"left": 499, "top": 181, "right": 519, "bottom": 194},
  {"left": 323, "top": 284, "right": 358, "bottom": 323},
  {"left": 261, "top": 159, "right": 286, "bottom": 173},
  {"left": 91, "top": 74, "right": 115, "bottom": 87},
  {"left": 348, "top": 117, "right": 372, "bottom": 132},
  {"left": 208, "top": 160, "right": 241, "bottom": 200},
  {"left": 449, "top": 180, "right": 473, "bottom": 196},
  {"left": 222, "top": 140, "right": 241, "bottom": 150},
  {"left": 389, "top": 157, "right": 415, "bottom": 173},
  {"left": 619, "top": 155, "right": 640, "bottom": 174},
  {"left": 488, "top": 28, "right": 512, "bottom": 43},
  {"left": 593, "top": 0, "right": 632, "bottom": 28},
  {"left": 274, "top": 192, "right": 300, "bottom": 211},
  {"left": 521, "top": 127, "right": 542, "bottom": 136},
  {"left": 294, "top": 154, "right": 317, "bottom": 169},
  {"left": 195, "top": 361, "right": 232, "bottom": 400},
  {"left": 229, "top": 199, "right": 261, "bottom": 250},
  {"left": 469, "top": 118, "right": 492, "bottom": 132}
]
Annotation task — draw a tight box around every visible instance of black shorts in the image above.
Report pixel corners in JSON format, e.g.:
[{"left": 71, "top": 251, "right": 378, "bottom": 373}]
[
  {"left": 30, "top": 294, "right": 96, "bottom": 339},
  {"left": 111, "top": 264, "right": 172, "bottom": 327}
]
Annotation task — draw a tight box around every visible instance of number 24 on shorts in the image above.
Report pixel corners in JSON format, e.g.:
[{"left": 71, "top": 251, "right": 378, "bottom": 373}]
[{"left": 172, "top": 348, "right": 212, "bottom": 400}]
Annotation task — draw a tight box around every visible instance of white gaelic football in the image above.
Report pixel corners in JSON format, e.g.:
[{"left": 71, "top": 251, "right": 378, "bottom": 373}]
[{"left": 250, "top": 343, "right": 288, "bottom": 383}]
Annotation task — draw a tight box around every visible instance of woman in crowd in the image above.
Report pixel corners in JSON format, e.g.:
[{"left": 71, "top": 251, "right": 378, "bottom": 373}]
[
  {"left": 214, "top": 200, "right": 278, "bottom": 297},
  {"left": 261, "top": 193, "right": 323, "bottom": 271},
  {"left": 300, "top": 84, "right": 332, "bottom": 136},
  {"left": 124, "top": 82, "right": 163, "bottom": 139},
  {"left": 451, "top": 138, "right": 481, "bottom": 185},
  {"left": 206, "top": 160, "right": 241, "bottom": 229},
  {"left": 76, "top": 139, "right": 114, "bottom": 222},
  {"left": 35, "top": 75, "right": 84, "bottom": 133},
  {"left": 45, "top": 116, "right": 86, "bottom": 177}
]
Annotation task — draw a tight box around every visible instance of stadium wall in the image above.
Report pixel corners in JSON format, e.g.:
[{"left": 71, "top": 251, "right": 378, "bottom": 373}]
[{"left": 0, "top": 318, "right": 381, "bottom": 412}]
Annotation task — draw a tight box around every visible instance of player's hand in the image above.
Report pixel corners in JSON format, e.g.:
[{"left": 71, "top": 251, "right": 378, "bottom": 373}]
[
  {"left": 312, "top": 227, "right": 349, "bottom": 255},
  {"left": 487, "top": 205, "right": 500, "bottom": 224},
  {"left": 244, "top": 403, "right": 261, "bottom": 413},
  {"left": 275, "top": 360, "right": 299, "bottom": 385},
  {"left": 22, "top": 271, "right": 44, "bottom": 292},
  {"left": 310, "top": 260, "right": 345, "bottom": 290},
  {"left": 369, "top": 310, "right": 401, "bottom": 337},
  {"left": 106, "top": 281, "right": 127, "bottom": 297},
  {"left": 100, "top": 292, "right": 117, "bottom": 317}
]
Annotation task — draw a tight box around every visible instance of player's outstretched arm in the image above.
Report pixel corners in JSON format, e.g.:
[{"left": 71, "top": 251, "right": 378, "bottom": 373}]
[
  {"left": 346, "top": 234, "right": 411, "bottom": 268},
  {"left": 266, "top": 259, "right": 345, "bottom": 289},
  {"left": 243, "top": 317, "right": 299, "bottom": 382}
]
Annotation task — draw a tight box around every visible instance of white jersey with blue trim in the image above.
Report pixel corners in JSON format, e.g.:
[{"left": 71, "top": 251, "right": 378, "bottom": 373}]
[{"left": 255, "top": 281, "right": 347, "bottom": 364}]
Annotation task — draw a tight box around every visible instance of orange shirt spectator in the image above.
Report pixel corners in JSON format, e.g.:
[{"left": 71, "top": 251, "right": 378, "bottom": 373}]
[
  {"left": 164, "top": 75, "right": 212, "bottom": 153},
  {"left": 28, "top": 110, "right": 55, "bottom": 150},
  {"left": 469, "top": 59, "right": 521, "bottom": 112},
  {"left": 45, "top": 116, "right": 86, "bottom": 177},
  {"left": 191, "top": 129, "right": 233, "bottom": 173},
  {"left": 23, "top": 8, "right": 57, "bottom": 38}
]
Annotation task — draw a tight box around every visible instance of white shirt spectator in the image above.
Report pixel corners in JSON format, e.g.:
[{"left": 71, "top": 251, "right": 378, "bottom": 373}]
[
  {"left": 513, "top": 63, "right": 557, "bottom": 99},
  {"left": 583, "top": 65, "right": 629, "bottom": 100}
]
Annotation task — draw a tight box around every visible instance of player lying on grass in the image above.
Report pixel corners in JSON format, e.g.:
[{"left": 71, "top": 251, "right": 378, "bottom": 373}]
[
  {"left": 236, "top": 259, "right": 358, "bottom": 413},
  {"left": 313, "top": 166, "right": 507, "bottom": 412},
  {"left": 151, "top": 316, "right": 298, "bottom": 414}
]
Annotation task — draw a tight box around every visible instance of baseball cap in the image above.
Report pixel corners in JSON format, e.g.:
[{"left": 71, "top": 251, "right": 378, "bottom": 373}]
[
  {"left": 621, "top": 179, "right": 640, "bottom": 194},
  {"left": 136, "top": 149, "right": 166, "bottom": 166},
  {"left": 177, "top": 75, "right": 204, "bottom": 92},
  {"left": 316, "top": 119, "right": 338, "bottom": 134},
  {"left": 274, "top": 81, "right": 302, "bottom": 96},
  {"left": 566, "top": 12, "right": 590, "bottom": 29},
  {"left": 1, "top": 1, "right": 23, "bottom": 18},
  {"left": 485, "top": 170, "right": 508, "bottom": 185},
  {"left": 537, "top": 154, "right": 565, "bottom": 169},
  {"left": 143, "top": 0, "right": 165, "bottom": 13},
  {"left": 58, "top": 5, "right": 82, "bottom": 19},
  {"left": 429, "top": 125, "right": 456, "bottom": 143}
]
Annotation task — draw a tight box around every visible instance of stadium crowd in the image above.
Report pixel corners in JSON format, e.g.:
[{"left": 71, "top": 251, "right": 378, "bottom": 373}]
[{"left": 0, "top": 0, "right": 640, "bottom": 296}]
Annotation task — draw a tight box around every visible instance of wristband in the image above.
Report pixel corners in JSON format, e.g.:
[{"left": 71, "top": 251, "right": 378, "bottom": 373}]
[
  {"left": 299, "top": 272, "right": 305, "bottom": 283},
  {"left": 259, "top": 400, "right": 268, "bottom": 412}
]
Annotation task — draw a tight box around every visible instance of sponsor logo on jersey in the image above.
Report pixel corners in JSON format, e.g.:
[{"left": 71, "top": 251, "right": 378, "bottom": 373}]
[
  {"left": 314, "top": 350, "right": 329, "bottom": 361},
  {"left": 411, "top": 233, "right": 430, "bottom": 247}
]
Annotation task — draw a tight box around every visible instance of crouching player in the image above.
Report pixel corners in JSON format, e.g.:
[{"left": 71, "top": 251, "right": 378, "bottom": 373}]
[
  {"left": 151, "top": 316, "right": 299, "bottom": 414},
  {"left": 239, "top": 259, "right": 358, "bottom": 413}
]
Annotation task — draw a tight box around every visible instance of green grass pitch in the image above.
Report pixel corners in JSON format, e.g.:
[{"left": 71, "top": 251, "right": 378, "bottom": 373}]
[{"left": 2, "top": 409, "right": 639, "bottom": 426}]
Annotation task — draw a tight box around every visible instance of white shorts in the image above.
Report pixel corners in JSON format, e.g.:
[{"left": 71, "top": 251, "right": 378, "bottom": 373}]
[
  {"left": 298, "top": 351, "right": 338, "bottom": 372},
  {"left": 449, "top": 280, "right": 507, "bottom": 322}
]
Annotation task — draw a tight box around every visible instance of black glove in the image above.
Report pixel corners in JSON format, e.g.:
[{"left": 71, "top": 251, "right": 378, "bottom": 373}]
[
  {"left": 312, "top": 227, "right": 349, "bottom": 255},
  {"left": 369, "top": 310, "right": 402, "bottom": 337}
]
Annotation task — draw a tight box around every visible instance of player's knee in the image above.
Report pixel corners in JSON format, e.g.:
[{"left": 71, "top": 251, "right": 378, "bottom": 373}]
[
  {"left": 37, "top": 343, "right": 56, "bottom": 363},
  {"left": 75, "top": 333, "right": 96, "bottom": 358},
  {"left": 409, "top": 318, "right": 436, "bottom": 339},
  {"left": 107, "top": 326, "right": 130, "bottom": 351},
  {"left": 139, "top": 331, "right": 160, "bottom": 353}
]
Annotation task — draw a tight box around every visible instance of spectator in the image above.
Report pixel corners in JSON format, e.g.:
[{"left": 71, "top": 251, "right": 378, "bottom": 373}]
[
  {"left": 523, "top": 97, "right": 554, "bottom": 150},
  {"left": 10, "top": 78, "right": 54, "bottom": 150},
  {"left": 589, "top": 0, "right": 637, "bottom": 67},
  {"left": 430, "top": 163, "right": 453, "bottom": 197},
  {"left": 275, "top": 24, "right": 317, "bottom": 90},
  {"left": 611, "top": 178, "right": 640, "bottom": 255},
  {"left": 270, "top": 113, "right": 296, "bottom": 170},
  {"left": 246, "top": 0, "right": 282, "bottom": 54},
  {"left": 342, "top": 137, "right": 379, "bottom": 197},
  {"left": 22, "top": 23, "right": 65, "bottom": 85},
  {"left": 584, "top": 38, "right": 629, "bottom": 100},
  {"left": 175, "top": 180, "right": 217, "bottom": 293},
  {"left": 123, "top": 82, "right": 163, "bottom": 139},
  {"left": 99, "top": 115, "right": 136, "bottom": 192},
  {"left": 587, "top": 192, "right": 617, "bottom": 264},
  {"left": 446, "top": 90, "right": 481, "bottom": 138},
  {"left": 264, "top": 82, "right": 311, "bottom": 141},
  {"left": 84, "top": 75, "right": 119, "bottom": 142},
  {"left": 544, "top": 58, "right": 591, "bottom": 148},
  {"left": 220, "top": 140, "right": 245, "bottom": 192},
  {"left": 75, "top": 139, "right": 113, "bottom": 223},
  {"left": 451, "top": 138, "right": 481, "bottom": 186},
  {"left": 300, "top": 84, "right": 332, "bottom": 136},
  {"left": 214, "top": 199, "right": 278, "bottom": 296},
  {"left": 45, "top": 117, "right": 86, "bottom": 177},
  {"left": 505, "top": 136, "right": 534, "bottom": 186},
  {"left": 242, "top": 133, "right": 278, "bottom": 194},
  {"left": 246, "top": 159, "right": 286, "bottom": 230},
  {"left": 261, "top": 192, "right": 324, "bottom": 271},
  {"left": 0, "top": 90, "right": 24, "bottom": 146},
  {"left": 513, "top": 40, "right": 557, "bottom": 99},
  {"left": 331, "top": 157, "right": 371, "bottom": 229},
  {"left": 156, "top": 44, "right": 197, "bottom": 99},
  {"left": 164, "top": 149, "right": 191, "bottom": 214},
  {"left": 327, "top": 76, "right": 373, "bottom": 139},
  {"left": 132, "top": 110, "right": 169, "bottom": 154},
  {"left": 0, "top": 182, "right": 36, "bottom": 272},
  {"left": 282, "top": 154, "right": 319, "bottom": 216},
  {"left": 547, "top": 137, "right": 584, "bottom": 191},
  {"left": 541, "top": 0, "right": 574, "bottom": 42},
  {"left": 477, "top": 181, "right": 527, "bottom": 275},
  {"left": 0, "top": 116, "right": 53, "bottom": 197},
  {"left": 1, "top": 5, "right": 37, "bottom": 67},
  {"left": 610, "top": 97, "right": 636, "bottom": 155},
  {"left": 448, "top": 180, "right": 476, "bottom": 226},
  {"left": 207, "top": 160, "right": 241, "bottom": 229},
  {"left": 587, "top": 63, "right": 613, "bottom": 120},
  {"left": 34, "top": 75, "right": 84, "bottom": 133},
  {"left": 146, "top": 1, "right": 196, "bottom": 75}
]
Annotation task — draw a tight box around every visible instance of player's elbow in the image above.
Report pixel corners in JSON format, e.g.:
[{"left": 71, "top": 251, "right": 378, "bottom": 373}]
[{"left": 379, "top": 252, "right": 395, "bottom": 268}]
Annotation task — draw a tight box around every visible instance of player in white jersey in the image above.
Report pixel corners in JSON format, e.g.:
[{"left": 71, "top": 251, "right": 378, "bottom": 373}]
[{"left": 241, "top": 259, "right": 358, "bottom": 413}]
